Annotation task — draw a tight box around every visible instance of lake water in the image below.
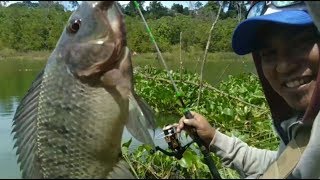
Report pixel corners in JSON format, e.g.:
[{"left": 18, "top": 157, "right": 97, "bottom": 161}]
[{"left": 0, "top": 58, "right": 256, "bottom": 178}]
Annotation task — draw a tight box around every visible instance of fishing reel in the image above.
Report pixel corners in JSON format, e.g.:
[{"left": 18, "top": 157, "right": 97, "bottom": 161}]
[{"left": 151, "top": 124, "right": 194, "bottom": 160}]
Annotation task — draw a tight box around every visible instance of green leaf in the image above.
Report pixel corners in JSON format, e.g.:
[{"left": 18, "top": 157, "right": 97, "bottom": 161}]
[
  {"left": 222, "top": 108, "right": 234, "bottom": 117},
  {"left": 178, "top": 150, "right": 194, "bottom": 168}
]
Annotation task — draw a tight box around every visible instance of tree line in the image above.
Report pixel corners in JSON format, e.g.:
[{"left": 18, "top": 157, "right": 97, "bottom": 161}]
[{"left": 0, "top": 1, "right": 249, "bottom": 53}]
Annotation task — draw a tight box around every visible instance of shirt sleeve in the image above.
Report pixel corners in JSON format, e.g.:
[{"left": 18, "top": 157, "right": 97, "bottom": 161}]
[{"left": 209, "top": 130, "right": 279, "bottom": 178}]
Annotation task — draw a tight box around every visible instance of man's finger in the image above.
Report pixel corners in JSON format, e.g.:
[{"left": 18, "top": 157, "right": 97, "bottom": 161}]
[
  {"left": 183, "top": 118, "right": 198, "bottom": 128},
  {"left": 176, "top": 117, "right": 185, "bottom": 132}
]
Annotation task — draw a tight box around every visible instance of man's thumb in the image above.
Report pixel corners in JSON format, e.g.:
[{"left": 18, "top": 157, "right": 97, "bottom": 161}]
[{"left": 183, "top": 119, "right": 196, "bottom": 127}]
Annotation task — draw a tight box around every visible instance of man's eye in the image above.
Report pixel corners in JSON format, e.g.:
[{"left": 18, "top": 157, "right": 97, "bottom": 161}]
[{"left": 260, "top": 49, "right": 276, "bottom": 57}]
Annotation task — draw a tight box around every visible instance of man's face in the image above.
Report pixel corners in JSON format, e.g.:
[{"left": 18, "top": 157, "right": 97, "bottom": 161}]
[{"left": 258, "top": 25, "right": 320, "bottom": 111}]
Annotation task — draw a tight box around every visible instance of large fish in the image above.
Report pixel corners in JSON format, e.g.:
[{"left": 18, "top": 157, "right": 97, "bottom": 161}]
[
  {"left": 305, "top": 2, "right": 320, "bottom": 33},
  {"left": 11, "top": 1, "right": 156, "bottom": 179}
]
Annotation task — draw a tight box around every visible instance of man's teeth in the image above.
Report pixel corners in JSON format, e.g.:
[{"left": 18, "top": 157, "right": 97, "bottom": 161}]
[{"left": 285, "top": 78, "right": 310, "bottom": 88}]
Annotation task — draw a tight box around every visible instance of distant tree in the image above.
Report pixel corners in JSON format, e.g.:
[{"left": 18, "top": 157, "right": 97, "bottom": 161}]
[
  {"left": 195, "top": 1, "right": 203, "bottom": 9},
  {"left": 38, "top": 1, "right": 54, "bottom": 8},
  {"left": 6, "top": 2, "right": 21, "bottom": 8},
  {"left": 193, "top": 1, "right": 203, "bottom": 15},
  {"left": 236, "top": 1, "right": 249, "bottom": 21},
  {"left": 220, "top": 1, "right": 248, "bottom": 21},
  {"left": 68, "top": 1, "right": 79, "bottom": 9},
  {"left": 146, "top": 1, "right": 169, "bottom": 19},
  {"left": 182, "top": 7, "right": 189, "bottom": 15},
  {"left": 171, "top": 3, "right": 184, "bottom": 14},
  {"left": 0, "top": 1, "right": 8, "bottom": 7},
  {"left": 0, "top": 1, "right": 241, "bottom": 53},
  {"left": 124, "top": 1, "right": 145, "bottom": 17},
  {"left": 22, "top": 1, "right": 34, "bottom": 7},
  {"left": 197, "top": 1, "right": 221, "bottom": 20}
]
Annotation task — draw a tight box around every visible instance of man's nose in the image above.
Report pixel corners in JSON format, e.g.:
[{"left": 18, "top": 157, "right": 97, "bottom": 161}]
[{"left": 275, "top": 53, "right": 297, "bottom": 74}]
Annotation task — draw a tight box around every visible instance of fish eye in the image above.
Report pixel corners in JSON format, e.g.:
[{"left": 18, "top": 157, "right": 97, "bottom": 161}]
[{"left": 67, "top": 19, "right": 81, "bottom": 34}]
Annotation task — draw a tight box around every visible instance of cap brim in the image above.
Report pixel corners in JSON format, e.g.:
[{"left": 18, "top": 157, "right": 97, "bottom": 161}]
[{"left": 232, "top": 10, "right": 313, "bottom": 55}]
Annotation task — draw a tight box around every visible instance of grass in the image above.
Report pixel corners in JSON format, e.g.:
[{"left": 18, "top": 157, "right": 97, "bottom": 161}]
[
  {"left": 132, "top": 45, "right": 252, "bottom": 66},
  {"left": 0, "top": 46, "right": 252, "bottom": 64},
  {"left": 0, "top": 48, "right": 51, "bottom": 61}
]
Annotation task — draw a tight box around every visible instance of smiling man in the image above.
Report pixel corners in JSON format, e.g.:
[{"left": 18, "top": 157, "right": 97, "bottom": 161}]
[
  {"left": 176, "top": 1, "right": 320, "bottom": 179},
  {"left": 257, "top": 24, "right": 319, "bottom": 112}
]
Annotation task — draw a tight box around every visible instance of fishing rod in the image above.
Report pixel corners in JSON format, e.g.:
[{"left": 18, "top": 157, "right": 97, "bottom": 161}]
[{"left": 133, "top": 1, "right": 221, "bottom": 179}]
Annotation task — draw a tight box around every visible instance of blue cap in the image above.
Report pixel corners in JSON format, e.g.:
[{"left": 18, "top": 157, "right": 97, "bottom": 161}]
[{"left": 232, "top": 10, "right": 314, "bottom": 55}]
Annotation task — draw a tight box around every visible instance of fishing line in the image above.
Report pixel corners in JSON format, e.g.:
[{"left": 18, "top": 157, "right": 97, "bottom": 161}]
[
  {"left": 133, "top": 1, "right": 222, "bottom": 179},
  {"left": 132, "top": 1, "right": 190, "bottom": 116}
]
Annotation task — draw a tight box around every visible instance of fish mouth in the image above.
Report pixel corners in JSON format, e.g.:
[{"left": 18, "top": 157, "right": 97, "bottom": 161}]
[
  {"left": 76, "top": 1, "right": 126, "bottom": 78},
  {"left": 96, "top": 1, "right": 114, "bottom": 10},
  {"left": 85, "top": 1, "right": 125, "bottom": 47},
  {"left": 96, "top": 1, "right": 126, "bottom": 60},
  {"left": 99, "top": 1, "right": 126, "bottom": 72}
]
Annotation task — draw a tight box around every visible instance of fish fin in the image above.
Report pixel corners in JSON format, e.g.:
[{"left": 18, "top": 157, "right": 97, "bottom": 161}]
[
  {"left": 11, "top": 69, "right": 44, "bottom": 179},
  {"left": 132, "top": 92, "right": 157, "bottom": 130},
  {"left": 107, "top": 159, "right": 135, "bottom": 179},
  {"left": 126, "top": 93, "right": 156, "bottom": 147}
]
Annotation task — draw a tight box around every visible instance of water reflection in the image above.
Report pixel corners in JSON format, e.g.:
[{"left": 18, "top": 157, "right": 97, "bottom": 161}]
[
  {"left": 0, "top": 60, "right": 44, "bottom": 178},
  {"left": 0, "top": 96, "right": 22, "bottom": 179}
]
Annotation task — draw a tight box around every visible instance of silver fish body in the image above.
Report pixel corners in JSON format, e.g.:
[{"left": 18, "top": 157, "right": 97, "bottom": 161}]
[{"left": 12, "top": 1, "right": 156, "bottom": 179}]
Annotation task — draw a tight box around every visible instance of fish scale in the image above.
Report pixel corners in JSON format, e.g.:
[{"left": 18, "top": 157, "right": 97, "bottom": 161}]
[{"left": 36, "top": 60, "right": 125, "bottom": 178}]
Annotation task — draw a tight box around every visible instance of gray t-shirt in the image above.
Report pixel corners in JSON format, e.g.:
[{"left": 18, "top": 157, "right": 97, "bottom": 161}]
[{"left": 209, "top": 111, "right": 320, "bottom": 178}]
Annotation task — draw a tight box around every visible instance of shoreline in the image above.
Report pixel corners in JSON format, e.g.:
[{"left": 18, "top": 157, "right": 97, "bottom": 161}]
[
  {"left": 0, "top": 49, "right": 252, "bottom": 62},
  {"left": 0, "top": 49, "right": 51, "bottom": 61}
]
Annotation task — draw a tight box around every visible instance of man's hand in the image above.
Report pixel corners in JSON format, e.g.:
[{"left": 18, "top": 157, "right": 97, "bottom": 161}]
[{"left": 176, "top": 111, "right": 216, "bottom": 148}]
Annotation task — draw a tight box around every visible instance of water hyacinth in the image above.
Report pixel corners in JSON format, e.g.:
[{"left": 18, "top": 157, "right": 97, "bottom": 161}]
[{"left": 123, "top": 65, "right": 278, "bottom": 179}]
